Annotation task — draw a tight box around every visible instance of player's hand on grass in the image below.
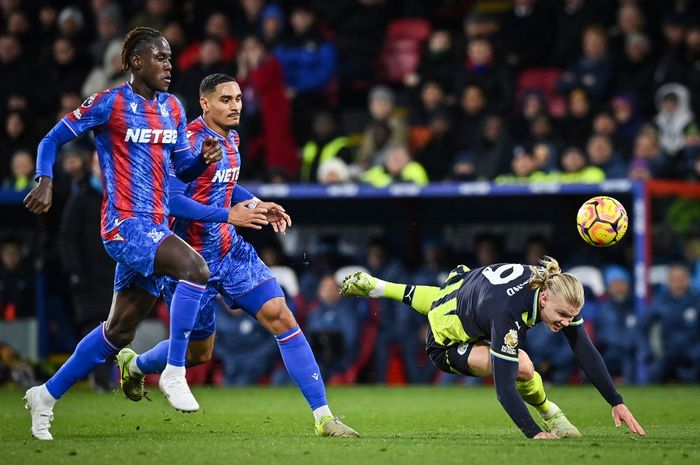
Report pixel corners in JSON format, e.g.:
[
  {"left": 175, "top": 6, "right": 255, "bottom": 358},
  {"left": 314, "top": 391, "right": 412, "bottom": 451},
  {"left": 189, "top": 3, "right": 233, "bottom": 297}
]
[
  {"left": 200, "top": 137, "right": 223, "bottom": 165},
  {"left": 533, "top": 432, "right": 559, "bottom": 439},
  {"left": 257, "top": 201, "right": 291, "bottom": 235},
  {"left": 24, "top": 176, "right": 53, "bottom": 214},
  {"left": 612, "top": 404, "right": 646, "bottom": 436},
  {"left": 228, "top": 199, "right": 268, "bottom": 229}
]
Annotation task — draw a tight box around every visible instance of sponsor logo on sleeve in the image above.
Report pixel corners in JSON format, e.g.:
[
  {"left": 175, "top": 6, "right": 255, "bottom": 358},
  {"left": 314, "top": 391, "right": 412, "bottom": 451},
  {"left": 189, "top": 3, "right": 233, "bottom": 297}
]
[{"left": 81, "top": 94, "right": 97, "bottom": 108}]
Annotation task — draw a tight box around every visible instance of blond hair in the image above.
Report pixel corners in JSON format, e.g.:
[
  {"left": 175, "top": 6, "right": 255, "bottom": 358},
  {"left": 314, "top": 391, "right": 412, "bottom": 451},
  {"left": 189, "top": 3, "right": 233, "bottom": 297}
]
[{"left": 529, "top": 256, "right": 585, "bottom": 310}]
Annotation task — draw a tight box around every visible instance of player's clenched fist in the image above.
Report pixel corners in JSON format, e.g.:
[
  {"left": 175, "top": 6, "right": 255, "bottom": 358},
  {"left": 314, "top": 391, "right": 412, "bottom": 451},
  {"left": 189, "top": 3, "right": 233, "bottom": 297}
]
[
  {"left": 24, "top": 176, "right": 53, "bottom": 214},
  {"left": 200, "top": 136, "right": 223, "bottom": 165}
]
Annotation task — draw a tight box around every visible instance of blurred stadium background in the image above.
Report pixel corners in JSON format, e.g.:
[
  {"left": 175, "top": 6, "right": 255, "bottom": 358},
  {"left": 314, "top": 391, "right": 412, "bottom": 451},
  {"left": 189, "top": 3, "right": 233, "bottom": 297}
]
[{"left": 1, "top": 0, "right": 700, "bottom": 392}]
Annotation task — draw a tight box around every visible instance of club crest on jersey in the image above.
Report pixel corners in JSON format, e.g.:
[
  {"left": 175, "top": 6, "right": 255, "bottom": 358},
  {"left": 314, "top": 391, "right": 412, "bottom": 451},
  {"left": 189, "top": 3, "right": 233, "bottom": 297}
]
[
  {"left": 501, "top": 329, "right": 518, "bottom": 355},
  {"left": 147, "top": 228, "right": 165, "bottom": 243},
  {"left": 211, "top": 167, "right": 240, "bottom": 183},
  {"left": 81, "top": 94, "right": 97, "bottom": 108},
  {"left": 158, "top": 103, "right": 169, "bottom": 117},
  {"left": 125, "top": 128, "right": 177, "bottom": 144}
]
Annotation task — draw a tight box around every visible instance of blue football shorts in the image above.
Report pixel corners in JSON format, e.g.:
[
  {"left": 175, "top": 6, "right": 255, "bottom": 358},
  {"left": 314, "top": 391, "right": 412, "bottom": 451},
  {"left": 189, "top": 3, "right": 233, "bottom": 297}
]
[
  {"left": 164, "top": 239, "right": 284, "bottom": 340},
  {"left": 103, "top": 216, "right": 173, "bottom": 297}
]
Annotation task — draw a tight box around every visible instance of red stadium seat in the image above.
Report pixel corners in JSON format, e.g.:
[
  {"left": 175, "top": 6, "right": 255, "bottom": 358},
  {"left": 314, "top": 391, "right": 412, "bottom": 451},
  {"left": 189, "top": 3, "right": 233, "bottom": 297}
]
[
  {"left": 377, "top": 18, "right": 432, "bottom": 83},
  {"left": 516, "top": 68, "right": 566, "bottom": 117}
]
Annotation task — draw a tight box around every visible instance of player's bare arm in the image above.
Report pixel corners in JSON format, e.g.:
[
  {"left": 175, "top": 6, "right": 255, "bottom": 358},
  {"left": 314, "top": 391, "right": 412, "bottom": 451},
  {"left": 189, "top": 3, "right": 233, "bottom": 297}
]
[
  {"left": 612, "top": 404, "right": 646, "bottom": 436},
  {"left": 200, "top": 136, "right": 223, "bottom": 164},
  {"left": 24, "top": 176, "right": 53, "bottom": 214}
]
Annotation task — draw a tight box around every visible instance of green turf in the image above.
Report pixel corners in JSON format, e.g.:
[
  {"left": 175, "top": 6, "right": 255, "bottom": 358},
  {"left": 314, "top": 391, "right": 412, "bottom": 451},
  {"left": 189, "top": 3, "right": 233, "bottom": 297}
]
[{"left": 1, "top": 385, "right": 699, "bottom": 465}]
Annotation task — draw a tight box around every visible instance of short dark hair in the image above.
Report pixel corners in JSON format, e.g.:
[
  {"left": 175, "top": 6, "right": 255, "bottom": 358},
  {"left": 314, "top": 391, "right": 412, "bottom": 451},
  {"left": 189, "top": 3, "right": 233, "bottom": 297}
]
[
  {"left": 121, "top": 27, "right": 163, "bottom": 71},
  {"left": 199, "top": 73, "right": 236, "bottom": 96}
]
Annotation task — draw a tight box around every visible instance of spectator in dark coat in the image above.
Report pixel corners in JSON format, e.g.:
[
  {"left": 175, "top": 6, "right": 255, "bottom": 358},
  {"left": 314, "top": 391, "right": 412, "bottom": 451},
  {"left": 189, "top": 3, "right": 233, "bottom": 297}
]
[
  {"left": 0, "top": 237, "right": 34, "bottom": 320},
  {"left": 274, "top": 4, "right": 338, "bottom": 143},
  {"left": 304, "top": 275, "right": 360, "bottom": 380},
  {"left": 641, "top": 263, "right": 700, "bottom": 383},
  {"left": 596, "top": 266, "right": 638, "bottom": 383},
  {"left": 500, "top": 0, "right": 554, "bottom": 69},
  {"left": 556, "top": 24, "right": 614, "bottom": 105}
]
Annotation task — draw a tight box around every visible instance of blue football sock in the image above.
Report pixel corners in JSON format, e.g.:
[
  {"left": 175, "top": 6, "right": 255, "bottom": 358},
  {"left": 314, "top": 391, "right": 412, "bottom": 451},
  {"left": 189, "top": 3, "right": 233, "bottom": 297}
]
[
  {"left": 136, "top": 339, "right": 169, "bottom": 374},
  {"left": 167, "top": 280, "right": 206, "bottom": 367},
  {"left": 46, "top": 323, "right": 117, "bottom": 399},
  {"left": 275, "top": 326, "right": 328, "bottom": 410}
]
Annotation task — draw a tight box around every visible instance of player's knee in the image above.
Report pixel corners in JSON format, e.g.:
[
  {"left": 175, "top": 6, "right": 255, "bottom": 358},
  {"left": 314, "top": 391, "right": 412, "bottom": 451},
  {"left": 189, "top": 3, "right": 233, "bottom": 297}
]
[
  {"left": 259, "top": 300, "right": 296, "bottom": 333},
  {"left": 187, "top": 347, "right": 213, "bottom": 366},
  {"left": 181, "top": 253, "right": 210, "bottom": 284},
  {"left": 104, "top": 323, "right": 135, "bottom": 348},
  {"left": 518, "top": 358, "right": 535, "bottom": 381}
]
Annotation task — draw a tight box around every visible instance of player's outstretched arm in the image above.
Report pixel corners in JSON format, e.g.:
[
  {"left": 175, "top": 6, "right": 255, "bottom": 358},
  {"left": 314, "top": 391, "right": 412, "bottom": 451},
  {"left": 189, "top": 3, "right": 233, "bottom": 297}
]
[
  {"left": 563, "top": 324, "right": 646, "bottom": 436},
  {"left": 612, "top": 404, "right": 646, "bottom": 436}
]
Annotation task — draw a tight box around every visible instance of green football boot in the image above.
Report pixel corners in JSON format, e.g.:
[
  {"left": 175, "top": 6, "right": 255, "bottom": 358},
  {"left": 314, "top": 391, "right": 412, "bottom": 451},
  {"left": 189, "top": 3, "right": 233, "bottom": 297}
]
[
  {"left": 340, "top": 272, "right": 378, "bottom": 298},
  {"left": 315, "top": 415, "right": 360, "bottom": 438},
  {"left": 542, "top": 407, "right": 581, "bottom": 438},
  {"left": 117, "top": 348, "right": 146, "bottom": 402}
]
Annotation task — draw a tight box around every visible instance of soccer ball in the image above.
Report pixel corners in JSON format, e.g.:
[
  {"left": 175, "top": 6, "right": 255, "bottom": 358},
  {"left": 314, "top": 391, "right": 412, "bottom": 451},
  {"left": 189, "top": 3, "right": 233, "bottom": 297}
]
[{"left": 576, "top": 196, "right": 628, "bottom": 247}]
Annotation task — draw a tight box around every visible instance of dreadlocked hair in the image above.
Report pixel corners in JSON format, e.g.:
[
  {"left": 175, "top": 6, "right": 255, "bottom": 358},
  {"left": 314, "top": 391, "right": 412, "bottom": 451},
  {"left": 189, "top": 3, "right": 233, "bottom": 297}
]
[
  {"left": 121, "top": 27, "right": 163, "bottom": 71},
  {"left": 529, "top": 256, "right": 585, "bottom": 310}
]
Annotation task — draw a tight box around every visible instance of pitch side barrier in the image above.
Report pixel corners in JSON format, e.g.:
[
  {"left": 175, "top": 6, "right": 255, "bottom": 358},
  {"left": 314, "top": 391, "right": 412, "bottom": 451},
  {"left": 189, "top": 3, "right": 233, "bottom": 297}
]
[
  {"left": 5, "top": 180, "right": 694, "bottom": 383},
  {"left": 239, "top": 180, "right": 654, "bottom": 382}
]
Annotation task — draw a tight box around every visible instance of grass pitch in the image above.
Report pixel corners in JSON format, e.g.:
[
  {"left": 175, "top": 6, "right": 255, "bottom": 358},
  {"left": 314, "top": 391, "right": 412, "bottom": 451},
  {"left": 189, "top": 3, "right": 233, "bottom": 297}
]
[{"left": 1, "top": 385, "right": 699, "bottom": 465}]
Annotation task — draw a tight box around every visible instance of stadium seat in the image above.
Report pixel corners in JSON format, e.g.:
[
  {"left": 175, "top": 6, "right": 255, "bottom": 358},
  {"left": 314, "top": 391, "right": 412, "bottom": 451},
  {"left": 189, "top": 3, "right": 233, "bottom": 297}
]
[
  {"left": 649, "top": 264, "right": 669, "bottom": 289},
  {"left": 516, "top": 68, "right": 566, "bottom": 117},
  {"left": 269, "top": 265, "right": 300, "bottom": 298},
  {"left": 0, "top": 318, "right": 38, "bottom": 363},
  {"left": 567, "top": 266, "right": 605, "bottom": 297},
  {"left": 377, "top": 18, "right": 432, "bottom": 83}
]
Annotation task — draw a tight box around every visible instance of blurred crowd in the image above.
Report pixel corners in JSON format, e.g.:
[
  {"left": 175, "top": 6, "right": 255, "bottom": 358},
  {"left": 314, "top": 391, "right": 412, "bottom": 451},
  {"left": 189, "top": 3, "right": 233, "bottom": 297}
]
[
  {"left": 2, "top": 0, "right": 700, "bottom": 186},
  {"left": 1, "top": 0, "right": 700, "bottom": 388}
]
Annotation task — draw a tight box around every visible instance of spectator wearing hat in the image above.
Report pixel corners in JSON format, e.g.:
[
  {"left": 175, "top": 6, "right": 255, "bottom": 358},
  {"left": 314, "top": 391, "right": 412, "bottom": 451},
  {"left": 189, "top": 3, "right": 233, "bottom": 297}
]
[
  {"left": 610, "top": 93, "right": 643, "bottom": 152},
  {"left": 654, "top": 83, "right": 695, "bottom": 157},
  {"left": 596, "top": 266, "right": 638, "bottom": 383},
  {"left": 357, "top": 86, "right": 408, "bottom": 168}
]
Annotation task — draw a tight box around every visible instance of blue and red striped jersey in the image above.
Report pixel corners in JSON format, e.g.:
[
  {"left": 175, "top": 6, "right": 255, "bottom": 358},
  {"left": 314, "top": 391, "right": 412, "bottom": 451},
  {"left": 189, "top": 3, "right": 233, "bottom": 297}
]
[
  {"left": 171, "top": 116, "right": 241, "bottom": 262},
  {"left": 62, "top": 83, "right": 191, "bottom": 238}
]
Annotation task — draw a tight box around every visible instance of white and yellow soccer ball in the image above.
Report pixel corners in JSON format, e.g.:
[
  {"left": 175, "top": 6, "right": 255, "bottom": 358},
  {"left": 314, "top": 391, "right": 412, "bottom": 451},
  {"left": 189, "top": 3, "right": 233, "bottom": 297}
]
[{"left": 576, "top": 196, "right": 628, "bottom": 247}]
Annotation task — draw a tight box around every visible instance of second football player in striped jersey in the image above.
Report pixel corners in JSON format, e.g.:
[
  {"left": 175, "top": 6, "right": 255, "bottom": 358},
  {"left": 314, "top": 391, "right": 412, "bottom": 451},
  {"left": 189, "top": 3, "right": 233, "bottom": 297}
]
[{"left": 117, "top": 73, "right": 359, "bottom": 438}]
